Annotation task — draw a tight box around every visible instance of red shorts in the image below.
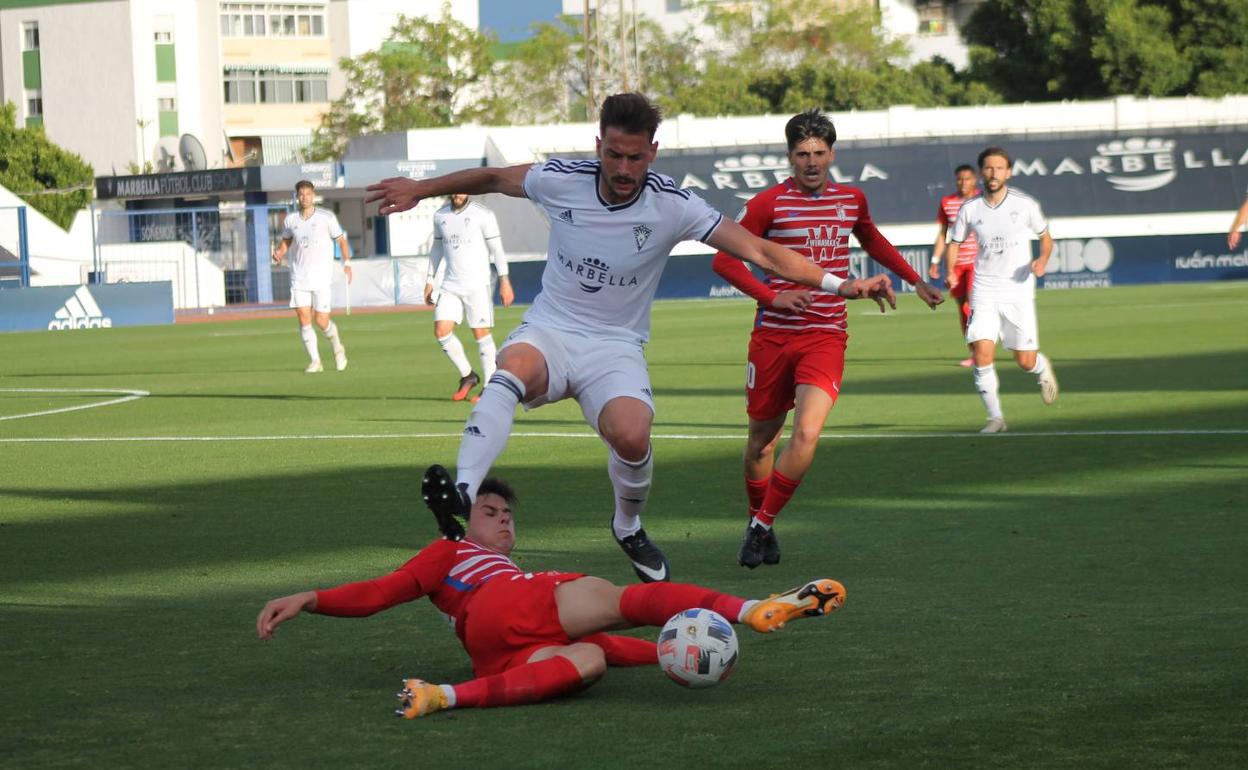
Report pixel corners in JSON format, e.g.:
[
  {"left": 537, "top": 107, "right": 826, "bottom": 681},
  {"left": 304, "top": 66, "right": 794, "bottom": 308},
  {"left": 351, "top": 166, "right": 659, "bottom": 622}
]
[
  {"left": 951, "top": 263, "right": 974, "bottom": 304},
  {"left": 460, "top": 572, "right": 585, "bottom": 677},
  {"left": 746, "top": 328, "right": 846, "bottom": 421}
]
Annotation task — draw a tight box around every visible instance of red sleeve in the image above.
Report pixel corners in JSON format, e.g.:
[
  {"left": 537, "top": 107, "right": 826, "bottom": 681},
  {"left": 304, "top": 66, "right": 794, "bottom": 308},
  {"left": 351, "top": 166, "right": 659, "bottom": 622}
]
[
  {"left": 937, "top": 198, "right": 947, "bottom": 224},
  {"left": 313, "top": 540, "right": 451, "bottom": 617},
  {"left": 853, "top": 190, "right": 920, "bottom": 285},
  {"left": 713, "top": 252, "right": 776, "bottom": 304},
  {"left": 711, "top": 189, "right": 779, "bottom": 304}
]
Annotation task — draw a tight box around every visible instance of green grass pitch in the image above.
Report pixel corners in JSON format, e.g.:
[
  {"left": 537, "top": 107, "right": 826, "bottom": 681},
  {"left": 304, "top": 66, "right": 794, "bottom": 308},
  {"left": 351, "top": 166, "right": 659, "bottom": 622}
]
[{"left": 2, "top": 282, "right": 1246, "bottom": 768}]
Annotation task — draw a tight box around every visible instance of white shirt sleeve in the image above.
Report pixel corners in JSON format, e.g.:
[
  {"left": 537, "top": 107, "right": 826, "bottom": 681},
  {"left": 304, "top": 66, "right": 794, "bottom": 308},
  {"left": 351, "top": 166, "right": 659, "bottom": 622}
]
[
  {"left": 327, "top": 212, "right": 344, "bottom": 240},
  {"left": 1028, "top": 198, "right": 1048, "bottom": 236},
  {"left": 280, "top": 214, "right": 293, "bottom": 241},
  {"left": 682, "top": 192, "right": 725, "bottom": 244},
  {"left": 426, "top": 221, "right": 444, "bottom": 284},
  {"left": 521, "top": 163, "right": 547, "bottom": 206},
  {"left": 482, "top": 208, "right": 508, "bottom": 277},
  {"left": 950, "top": 204, "right": 970, "bottom": 243}
]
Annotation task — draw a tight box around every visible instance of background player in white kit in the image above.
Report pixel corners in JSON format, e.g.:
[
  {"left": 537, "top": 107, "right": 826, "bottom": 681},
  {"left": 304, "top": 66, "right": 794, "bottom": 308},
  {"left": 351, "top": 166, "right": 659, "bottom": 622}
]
[
  {"left": 951, "top": 146, "right": 1059, "bottom": 434},
  {"left": 425, "top": 193, "right": 515, "bottom": 403},
  {"left": 366, "top": 93, "right": 892, "bottom": 583},
  {"left": 272, "top": 180, "right": 351, "bottom": 373}
]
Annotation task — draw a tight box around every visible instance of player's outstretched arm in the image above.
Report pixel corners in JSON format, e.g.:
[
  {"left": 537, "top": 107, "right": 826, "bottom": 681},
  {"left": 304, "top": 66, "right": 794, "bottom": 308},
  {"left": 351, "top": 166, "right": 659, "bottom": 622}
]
[
  {"left": 365, "top": 165, "right": 530, "bottom": 216},
  {"left": 257, "top": 590, "right": 318, "bottom": 640},
  {"left": 706, "top": 218, "right": 838, "bottom": 292}
]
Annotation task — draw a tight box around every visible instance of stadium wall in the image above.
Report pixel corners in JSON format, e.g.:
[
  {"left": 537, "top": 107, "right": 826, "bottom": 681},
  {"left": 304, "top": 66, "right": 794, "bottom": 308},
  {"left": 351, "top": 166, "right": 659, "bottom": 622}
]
[{"left": 0, "top": 281, "right": 174, "bottom": 333}]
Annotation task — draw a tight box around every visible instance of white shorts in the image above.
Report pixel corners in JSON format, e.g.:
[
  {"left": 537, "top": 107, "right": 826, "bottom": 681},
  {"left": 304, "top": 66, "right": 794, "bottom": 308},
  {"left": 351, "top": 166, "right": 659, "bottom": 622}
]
[
  {"left": 966, "top": 296, "right": 1039, "bottom": 350},
  {"left": 290, "top": 287, "right": 331, "bottom": 314},
  {"left": 434, "top": 285, "right": 494, "bottom": 328},
  {"left": 500, "top": 322, "right": 655, "bottom": 429}
]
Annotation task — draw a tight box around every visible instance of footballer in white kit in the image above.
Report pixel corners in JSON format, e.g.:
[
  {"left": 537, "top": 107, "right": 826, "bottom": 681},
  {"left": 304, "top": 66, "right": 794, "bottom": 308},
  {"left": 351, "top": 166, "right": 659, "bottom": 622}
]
[
  {"left": 425, "top": 194, "right": 514, "bottom": 402},
  {"left": 273, "top": 180, "right": 351, "bottom": 373},
  {"left": 364, "top": 93, "right": 895, "bottom": 583},
  {"left": 951, "top": 146, "right": 1059, "bottom": 433}
]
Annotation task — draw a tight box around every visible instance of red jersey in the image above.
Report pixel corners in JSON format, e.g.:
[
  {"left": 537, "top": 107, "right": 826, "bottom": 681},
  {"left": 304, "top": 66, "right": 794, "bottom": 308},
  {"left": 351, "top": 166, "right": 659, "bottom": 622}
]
[
  {"left": 939, "top": 193, "right": 978, "bottom": 266},
  {"left": 312, "top": 537, "right": 580, "bottom": 643},
  {"left": 712, "top": 179, "right": 920, "bottom": 333}
]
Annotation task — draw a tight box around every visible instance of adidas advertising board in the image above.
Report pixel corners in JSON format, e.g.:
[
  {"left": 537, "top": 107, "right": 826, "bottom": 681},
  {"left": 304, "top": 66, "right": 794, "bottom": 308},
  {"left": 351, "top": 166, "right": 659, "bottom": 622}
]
[{"left": 0, "top": 282, "right": 174, "bottom": 333}]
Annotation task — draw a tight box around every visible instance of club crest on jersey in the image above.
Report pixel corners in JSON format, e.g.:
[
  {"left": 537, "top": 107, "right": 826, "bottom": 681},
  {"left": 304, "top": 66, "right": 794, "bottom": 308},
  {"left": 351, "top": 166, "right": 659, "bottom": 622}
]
[
  {"left": 633, "top": 224, "right": 652, "bottom": 250},
  {"left": 1009, "top": 211, "right": 1020, "bottom": 223},
  {"left": 558, "top": 209, "right": 575, "bottom": 224}
]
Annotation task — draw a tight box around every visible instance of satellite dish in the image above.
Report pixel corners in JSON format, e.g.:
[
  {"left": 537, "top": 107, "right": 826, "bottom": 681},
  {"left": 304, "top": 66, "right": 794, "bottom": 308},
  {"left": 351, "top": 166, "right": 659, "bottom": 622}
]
[{"left": 179, "top": 133, "right": 208, "bottom": 171}]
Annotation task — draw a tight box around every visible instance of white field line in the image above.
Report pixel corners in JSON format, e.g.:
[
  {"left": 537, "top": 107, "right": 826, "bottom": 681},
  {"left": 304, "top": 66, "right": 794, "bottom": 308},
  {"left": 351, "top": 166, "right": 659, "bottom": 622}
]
[
  {"left": 0, "top": 388, "right": 150, "bottom": 422},
  {"left": 1, "top": 428, "right": 1245, "bottom": 444}
]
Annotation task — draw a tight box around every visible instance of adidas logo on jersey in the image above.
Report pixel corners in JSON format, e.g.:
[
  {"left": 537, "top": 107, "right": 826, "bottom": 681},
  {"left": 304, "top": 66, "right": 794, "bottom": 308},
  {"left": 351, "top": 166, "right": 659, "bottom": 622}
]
[
  {"left": 48, "top": 285, "right": 113, "bottom": 330},
  {"left": 558, "top": 209, "right": 574, "bottom": 224},
  {"left": 633, "top": 224, "right": 652, "bottom": 250}
]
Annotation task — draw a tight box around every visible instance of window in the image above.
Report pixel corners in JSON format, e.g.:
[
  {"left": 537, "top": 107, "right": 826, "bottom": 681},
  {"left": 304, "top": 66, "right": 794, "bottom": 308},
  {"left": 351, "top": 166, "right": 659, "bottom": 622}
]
[
  {"left": 917, "top": 1, "right": 949, "bottom": 35},
  {"left": 23, "top": 21, "right": 39, "bottom": 51},
  {"left": 154, "top": 30, "right": 173, "bottom": 43},
  {"left": 219, "top": 2, "right": 325, "bottom": 38},
  {"left": 158, "top": 98, "right": 178, "bottom": 136},
  {"left": 223, "top": 68, "right": 329, "bottom": 104},
  {"left": 27, "top": 96, "right": 42, "bottom": 116}
]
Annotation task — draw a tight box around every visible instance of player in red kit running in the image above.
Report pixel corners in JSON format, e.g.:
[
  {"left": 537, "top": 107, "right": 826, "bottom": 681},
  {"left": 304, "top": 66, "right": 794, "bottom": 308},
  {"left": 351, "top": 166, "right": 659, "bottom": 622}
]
[
  {"left": 256, "top": 465, "right": 846, "bottom": 717},
  {"left": 712, "top": 109, "right": 944, "bottom": 569},
  {"left": 930, "top": 165, "right": 980, "bottom": 367}
]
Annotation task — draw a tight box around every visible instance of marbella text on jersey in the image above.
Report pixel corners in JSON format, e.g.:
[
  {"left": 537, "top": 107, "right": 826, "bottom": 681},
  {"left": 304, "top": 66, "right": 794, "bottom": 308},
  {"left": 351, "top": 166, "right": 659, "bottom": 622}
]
[{"left": 557, "top": 250, "right": 640, "bottom": 294}]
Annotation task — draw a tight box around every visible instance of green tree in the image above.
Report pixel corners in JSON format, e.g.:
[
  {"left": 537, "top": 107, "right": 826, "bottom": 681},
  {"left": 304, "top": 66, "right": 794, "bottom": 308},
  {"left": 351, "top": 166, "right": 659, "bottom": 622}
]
[
  {"left": 308, "top": 8, "right": 496, "bottom": 160},
  {"left": 963, "top": 0, "right": 1248, "bottom": 100},
  {"left": 0, "top": 102, "right": 93, "bottom": 230}
]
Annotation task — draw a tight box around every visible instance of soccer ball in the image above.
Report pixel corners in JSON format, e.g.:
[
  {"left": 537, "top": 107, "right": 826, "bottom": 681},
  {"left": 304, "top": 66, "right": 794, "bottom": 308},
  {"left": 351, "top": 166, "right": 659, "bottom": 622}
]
[{"left": 656, "top": 608, "right": 739, "bottom": 688}]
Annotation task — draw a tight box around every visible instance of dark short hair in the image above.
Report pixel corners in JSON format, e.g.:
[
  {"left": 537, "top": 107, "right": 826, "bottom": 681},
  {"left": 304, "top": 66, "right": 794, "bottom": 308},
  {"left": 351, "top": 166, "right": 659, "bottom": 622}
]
[
  {"left": 468, "top": 477, "right": 517, "bottom": 518},
  {"left": 295, "top": 180, "right": 315, "bottom": 193},
  {"left": 955, "top": 164, "right": 975, "bottom": 175},
  {"left": 599, "top": 93, "right": 662, "bottom": 140},
  {"left": 784, "top": 109, "right": 837, "bottom": 151},
  {"left": 978, "top": 146, "right": 1011, "bottom": 168}
]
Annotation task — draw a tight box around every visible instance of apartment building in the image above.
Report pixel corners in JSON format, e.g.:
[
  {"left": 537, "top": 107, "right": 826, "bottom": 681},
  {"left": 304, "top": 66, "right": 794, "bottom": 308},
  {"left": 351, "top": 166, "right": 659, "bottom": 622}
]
[{"left": 0, "top": 0, "right": 478, "bottom": 174}]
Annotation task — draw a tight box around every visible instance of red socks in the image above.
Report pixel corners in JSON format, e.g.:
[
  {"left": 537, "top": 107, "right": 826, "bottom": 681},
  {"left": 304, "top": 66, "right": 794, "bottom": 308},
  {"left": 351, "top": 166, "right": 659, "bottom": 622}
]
[
  {"left": 618, "top": 582, "right": 745, "bottom": 627},
  {"left": 579, "top": 632, "right": 657, "bottom": 666},
  {"left": 452, "top": 655, "right": 584, "bottom": 709},
  {"left": 756, "top": 469, "right": 800, "bottom": 527},
  {"left": 745, "top": 475, "right": 769, "bottom": 516}
]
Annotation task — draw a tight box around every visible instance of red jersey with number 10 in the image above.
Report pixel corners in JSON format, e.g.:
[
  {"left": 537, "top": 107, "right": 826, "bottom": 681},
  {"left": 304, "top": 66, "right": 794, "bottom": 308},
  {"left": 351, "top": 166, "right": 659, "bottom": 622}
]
[
  {"left": 939, "top": 193, "right": 978, "bottom": 266},
  {"left": 713, "top": 178, "right": 919, "bottom": 333}
]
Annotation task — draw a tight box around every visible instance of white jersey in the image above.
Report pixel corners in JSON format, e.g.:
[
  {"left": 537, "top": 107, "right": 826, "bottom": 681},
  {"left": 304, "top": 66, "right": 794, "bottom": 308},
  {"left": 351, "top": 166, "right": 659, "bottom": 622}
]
[
  {"left": 522, "top": 159, "right": 723, "bottom": 345},
  {"left": 427, "top": 201, "right": 508, "bottom": 295},
  {"left": 281, "top": 208, "right": 344, "bottom": 291},
  {"left": 952, "top": 187, "right": 1047, "bottom": 300}
]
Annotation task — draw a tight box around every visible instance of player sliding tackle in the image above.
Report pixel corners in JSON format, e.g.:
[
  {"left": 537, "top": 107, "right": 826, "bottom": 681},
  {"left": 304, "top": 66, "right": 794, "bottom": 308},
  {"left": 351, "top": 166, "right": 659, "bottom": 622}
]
[
  {"left": 364, "top": 93, "right": 893, "bottom": 584},
  {"left": 256, "top": 466, "right": 847, "bottom": 718}
]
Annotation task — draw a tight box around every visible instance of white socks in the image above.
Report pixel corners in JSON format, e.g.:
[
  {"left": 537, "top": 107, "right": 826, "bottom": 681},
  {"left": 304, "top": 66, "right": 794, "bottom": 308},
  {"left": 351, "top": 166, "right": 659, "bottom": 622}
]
[
  {"left": 437, "top": 333, "right": 473, "bottom": 378},
  {"left": 456, "top": 369, "right": 525, "bottom": 501},
  {"left": 439, "top": 684, "right": 457, "bottom": 707},
  {"left": 476, "top": 334, "right": 498, "bottom": 382},
  {"left": 973, "top": 364, "right": 1003, "bottom": 419},
  {"left": 609, "top": 445, "right": 652, "bottom": 540},
  {"left": 1027, "top": 352, "right": 1049, "bottom": 379},
  {"left": 299, "top": 324, "right": 319, "bottom": 362},
  {"left": 738, "top": 600, "right": 760, "bottom": 622}
]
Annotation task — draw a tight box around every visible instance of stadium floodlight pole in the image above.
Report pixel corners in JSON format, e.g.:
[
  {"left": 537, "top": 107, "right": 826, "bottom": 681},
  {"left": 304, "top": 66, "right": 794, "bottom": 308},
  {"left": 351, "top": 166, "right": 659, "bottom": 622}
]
[{"left": 618, "top": 0, "right": 628, "bottom": 91}]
